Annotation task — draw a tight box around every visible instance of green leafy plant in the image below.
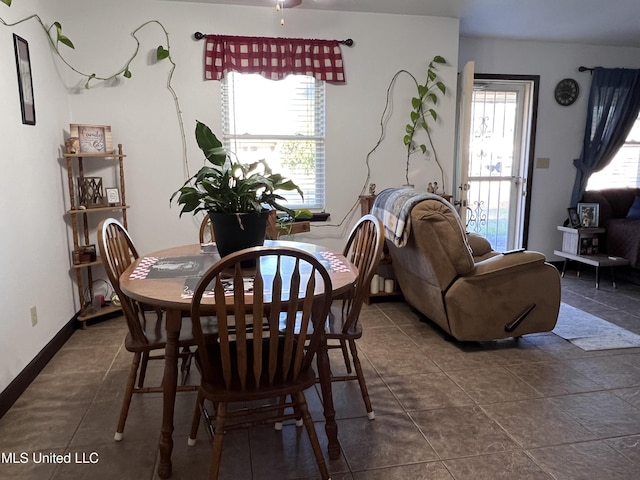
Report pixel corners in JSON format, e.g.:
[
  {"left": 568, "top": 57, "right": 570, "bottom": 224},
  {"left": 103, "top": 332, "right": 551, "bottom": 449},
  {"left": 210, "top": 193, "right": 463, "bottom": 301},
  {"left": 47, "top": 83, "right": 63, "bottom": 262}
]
[
  {"left": 403, "top": 55, "right": 447, "bottom": 187},
  {"left": 171, "top": 121, "right": 303, "bottom": 216}
]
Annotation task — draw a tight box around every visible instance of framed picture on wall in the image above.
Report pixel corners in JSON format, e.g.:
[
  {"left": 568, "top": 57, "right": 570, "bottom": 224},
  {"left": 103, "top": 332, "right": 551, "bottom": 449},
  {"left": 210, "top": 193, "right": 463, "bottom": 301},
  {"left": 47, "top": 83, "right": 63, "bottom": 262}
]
[
  {"left": 70, "top": 124, "right": 113, "bottom": 153},
  {"left": 13, "top": 34, "right": 36, "bottom": 126},
  {"left": 577, "top": 202, "right": 600, "bottom": 228}
]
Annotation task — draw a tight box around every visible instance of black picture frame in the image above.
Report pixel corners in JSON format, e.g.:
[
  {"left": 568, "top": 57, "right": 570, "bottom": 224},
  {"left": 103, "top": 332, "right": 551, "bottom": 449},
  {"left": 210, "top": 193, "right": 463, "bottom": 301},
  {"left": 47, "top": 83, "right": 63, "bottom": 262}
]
[
  {"left": 13, "top": 34, "right": 36, "bottom": 126},
  {"left": 567, "top": 207, "right": 580, "bottom": 228}
]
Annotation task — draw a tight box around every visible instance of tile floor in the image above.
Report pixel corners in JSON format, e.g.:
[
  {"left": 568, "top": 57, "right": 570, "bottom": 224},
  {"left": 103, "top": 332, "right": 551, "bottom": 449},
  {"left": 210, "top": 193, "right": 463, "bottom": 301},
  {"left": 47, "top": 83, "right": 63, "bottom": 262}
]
[{"left": 2, "top": 268, "right": 640, "bottom": 479}]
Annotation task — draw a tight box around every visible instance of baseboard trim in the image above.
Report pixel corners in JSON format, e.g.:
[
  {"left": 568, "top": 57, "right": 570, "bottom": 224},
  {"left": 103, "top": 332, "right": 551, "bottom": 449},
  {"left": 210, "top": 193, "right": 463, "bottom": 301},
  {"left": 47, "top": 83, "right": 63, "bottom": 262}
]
[{"left": 0, "top": 314, "right": 78, "bottom": 418}]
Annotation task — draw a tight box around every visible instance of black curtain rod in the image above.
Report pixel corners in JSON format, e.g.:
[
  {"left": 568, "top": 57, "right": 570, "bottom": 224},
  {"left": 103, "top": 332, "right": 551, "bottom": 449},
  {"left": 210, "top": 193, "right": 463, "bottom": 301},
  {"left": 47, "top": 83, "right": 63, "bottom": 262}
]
[
  {"left": 193, "top": 31, "right": 354, "bottom": 46},
  {"left": 579, "top": 66, "right": 597, "bottom": 73}
]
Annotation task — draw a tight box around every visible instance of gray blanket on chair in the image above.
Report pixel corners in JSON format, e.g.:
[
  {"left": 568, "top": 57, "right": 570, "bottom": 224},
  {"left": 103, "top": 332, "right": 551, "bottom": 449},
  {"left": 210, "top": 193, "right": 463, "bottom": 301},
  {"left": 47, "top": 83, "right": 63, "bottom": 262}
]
[{"left": 371, "top": 188, "right": 444, "bottom": 247}]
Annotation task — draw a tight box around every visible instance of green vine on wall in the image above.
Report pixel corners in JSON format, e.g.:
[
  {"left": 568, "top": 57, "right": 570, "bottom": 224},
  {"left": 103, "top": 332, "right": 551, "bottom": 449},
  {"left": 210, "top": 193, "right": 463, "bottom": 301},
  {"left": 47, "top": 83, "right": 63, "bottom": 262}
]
[
  {"left": 403, "top": 55, "right": 447, "bottom": 188},
  {"left": 1, "top": 0, "right": 189, "bottom": 177}
]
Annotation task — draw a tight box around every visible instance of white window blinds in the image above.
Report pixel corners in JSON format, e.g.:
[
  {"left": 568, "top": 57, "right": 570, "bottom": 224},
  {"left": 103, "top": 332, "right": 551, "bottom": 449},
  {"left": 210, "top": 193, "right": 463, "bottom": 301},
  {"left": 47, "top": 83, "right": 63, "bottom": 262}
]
[{"left": 222, "top": 72, "right": 326, "bottom": 210}]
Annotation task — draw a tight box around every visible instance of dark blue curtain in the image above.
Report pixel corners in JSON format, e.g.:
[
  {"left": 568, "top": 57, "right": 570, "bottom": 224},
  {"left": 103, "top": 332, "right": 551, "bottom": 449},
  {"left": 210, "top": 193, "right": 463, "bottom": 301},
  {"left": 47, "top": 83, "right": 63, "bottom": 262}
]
[{"left": 570, "top": 67, "right": 640, "bottom": 206}]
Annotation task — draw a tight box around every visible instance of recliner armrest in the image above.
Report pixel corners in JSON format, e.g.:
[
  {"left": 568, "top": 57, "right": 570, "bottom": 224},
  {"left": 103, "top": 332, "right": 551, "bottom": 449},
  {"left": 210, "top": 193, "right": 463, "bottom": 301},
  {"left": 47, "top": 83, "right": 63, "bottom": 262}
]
[{"left": 471, "top": 251, "right": 547, "bottom": 277}]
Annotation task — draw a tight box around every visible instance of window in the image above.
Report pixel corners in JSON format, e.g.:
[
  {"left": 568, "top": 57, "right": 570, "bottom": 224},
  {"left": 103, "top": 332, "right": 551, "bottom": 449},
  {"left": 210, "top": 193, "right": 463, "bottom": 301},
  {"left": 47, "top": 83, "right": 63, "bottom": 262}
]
[
  {"left": 222, "top": 72, "right": 325, "bottom": 210},
  {"left": 586, "top": 114, "right": 640, "bottom": 190}
]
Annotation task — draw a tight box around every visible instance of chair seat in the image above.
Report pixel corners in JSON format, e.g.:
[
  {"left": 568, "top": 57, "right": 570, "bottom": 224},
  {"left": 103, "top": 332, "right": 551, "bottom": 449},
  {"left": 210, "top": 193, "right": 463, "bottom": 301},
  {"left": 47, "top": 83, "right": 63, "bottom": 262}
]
[
  {"left": 324, "top": 303, "right": 363, "bottom": 339},
  {"left": 125, "top": 315, "right": 217, "bottom": 353},
  {"left": 198, "top": 337, "right": 316, "bottom": 401}
]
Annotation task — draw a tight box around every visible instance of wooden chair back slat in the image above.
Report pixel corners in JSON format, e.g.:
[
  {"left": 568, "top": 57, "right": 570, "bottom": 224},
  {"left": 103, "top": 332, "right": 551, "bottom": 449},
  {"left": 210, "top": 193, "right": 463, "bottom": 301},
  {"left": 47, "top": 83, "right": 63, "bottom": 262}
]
[{"left": 191, "top": 246, "right": 332, "bottom": 393}]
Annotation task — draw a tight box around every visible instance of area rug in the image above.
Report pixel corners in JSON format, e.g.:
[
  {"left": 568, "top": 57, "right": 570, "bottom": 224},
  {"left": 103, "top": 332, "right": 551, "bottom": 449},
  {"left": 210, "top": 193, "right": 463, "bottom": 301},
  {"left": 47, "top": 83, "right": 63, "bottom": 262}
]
[{"left": 552, "top": 303, "right": 640, "bottom": 351}]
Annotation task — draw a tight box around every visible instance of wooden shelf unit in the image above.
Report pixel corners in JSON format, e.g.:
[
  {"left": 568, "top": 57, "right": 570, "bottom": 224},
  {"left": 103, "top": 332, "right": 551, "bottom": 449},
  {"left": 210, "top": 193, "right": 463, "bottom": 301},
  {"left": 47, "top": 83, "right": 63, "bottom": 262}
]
[
  {"left": 359, "top": 194, "right": 403, "bottom": 304},
  {"left": 63, "top": 144, "right": 128, "bottom": 326}
]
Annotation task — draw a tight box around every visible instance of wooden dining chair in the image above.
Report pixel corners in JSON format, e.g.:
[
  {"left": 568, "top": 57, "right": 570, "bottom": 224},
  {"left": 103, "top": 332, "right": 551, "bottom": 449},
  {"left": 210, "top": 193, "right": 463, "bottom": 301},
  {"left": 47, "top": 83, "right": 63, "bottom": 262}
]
[
  {"left": 199, "top": 215, "right": 215, "bottom": 244},
  {"left": 326, "top": 214, "right": 384, "bottom": 419},
  {"left": 98, "top": 218, "right": 216, "bottom": 441},
  {"left": 187, "top": 246, "right": 333, "bottom": 480},
  {"left": 273, "top": 214, "right": 383, "bottom": 428}
]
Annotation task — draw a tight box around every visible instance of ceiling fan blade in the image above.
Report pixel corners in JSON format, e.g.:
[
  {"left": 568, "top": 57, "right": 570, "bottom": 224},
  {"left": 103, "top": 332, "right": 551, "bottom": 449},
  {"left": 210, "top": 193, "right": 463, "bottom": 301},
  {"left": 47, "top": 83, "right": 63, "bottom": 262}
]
[{"left": 282, "top": 0, "right": 303, "bottom": 7}]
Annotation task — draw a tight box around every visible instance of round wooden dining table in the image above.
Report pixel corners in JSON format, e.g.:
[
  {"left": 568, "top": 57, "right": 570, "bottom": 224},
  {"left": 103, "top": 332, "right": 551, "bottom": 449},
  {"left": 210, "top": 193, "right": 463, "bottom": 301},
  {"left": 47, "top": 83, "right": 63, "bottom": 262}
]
[{"left": 120, "top": 240, "right": 357, "bottom": 478}]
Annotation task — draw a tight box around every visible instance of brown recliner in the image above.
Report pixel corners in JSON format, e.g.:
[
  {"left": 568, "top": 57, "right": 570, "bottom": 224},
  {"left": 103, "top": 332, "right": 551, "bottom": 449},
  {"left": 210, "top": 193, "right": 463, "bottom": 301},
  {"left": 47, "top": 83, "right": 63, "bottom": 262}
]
[{"left": 386, "top": 198, "right": 561, "bottom": 341}]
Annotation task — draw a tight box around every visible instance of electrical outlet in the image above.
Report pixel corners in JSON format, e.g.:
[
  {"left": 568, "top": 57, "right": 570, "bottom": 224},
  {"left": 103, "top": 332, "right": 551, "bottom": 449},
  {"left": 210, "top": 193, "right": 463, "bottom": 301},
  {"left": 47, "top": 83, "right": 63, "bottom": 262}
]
[{"left": 30, "top": 306, "right": 38, "bottom": 327}]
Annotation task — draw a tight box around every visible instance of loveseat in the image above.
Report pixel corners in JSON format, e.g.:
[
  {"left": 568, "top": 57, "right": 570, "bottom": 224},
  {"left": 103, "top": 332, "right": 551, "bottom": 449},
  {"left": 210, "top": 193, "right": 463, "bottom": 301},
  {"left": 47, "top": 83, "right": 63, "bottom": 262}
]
[
  {"left": 581, "top": 188, "right": 640, "bottom": 268},
  {"left": 375, "top": 193, "right": 561, "bottom": 341}
]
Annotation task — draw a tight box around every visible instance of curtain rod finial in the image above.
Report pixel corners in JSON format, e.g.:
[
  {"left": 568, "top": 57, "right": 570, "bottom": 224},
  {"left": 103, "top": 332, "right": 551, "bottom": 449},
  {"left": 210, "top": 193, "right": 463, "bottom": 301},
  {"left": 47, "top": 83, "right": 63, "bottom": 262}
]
[{"left": 194, "top": 32, "right": 205, "bottom": 41}]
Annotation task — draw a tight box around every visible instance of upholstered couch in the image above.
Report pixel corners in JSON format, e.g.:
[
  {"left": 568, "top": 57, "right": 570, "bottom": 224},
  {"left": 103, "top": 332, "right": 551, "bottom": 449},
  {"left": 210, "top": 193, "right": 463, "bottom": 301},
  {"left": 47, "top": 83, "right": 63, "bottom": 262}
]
[
  {"left": 581, "top": 188, "right": 640, "bottom": 268},
  {"left": 382, "top": 197, "right": 561, "bottom": 341}
]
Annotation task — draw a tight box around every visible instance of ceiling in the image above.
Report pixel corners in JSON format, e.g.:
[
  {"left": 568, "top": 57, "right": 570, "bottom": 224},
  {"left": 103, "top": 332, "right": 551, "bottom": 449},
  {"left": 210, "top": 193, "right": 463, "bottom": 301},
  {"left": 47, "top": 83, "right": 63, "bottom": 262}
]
[{"left": 166, "top": 0, "right": 640, "bottom": 48}]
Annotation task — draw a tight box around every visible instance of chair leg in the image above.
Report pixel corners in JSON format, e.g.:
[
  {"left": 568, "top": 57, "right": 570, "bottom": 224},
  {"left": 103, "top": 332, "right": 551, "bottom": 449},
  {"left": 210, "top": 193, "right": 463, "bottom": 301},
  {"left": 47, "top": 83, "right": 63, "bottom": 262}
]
[
  {"left": 209, "top": 402, "right": 227, "bottom": 480},
  {"left": 188, "top": 390, "right": 205, "bottom": 446},
  {"left": 274, "top": 394, "right": 287, "bottom": 430},
  {"left": 349, "top": 339, "right": 374, "bottom": 420},
  {"left": 339, "top": 339, "right": 352, "bottom": 374},
  {"left": 115, "top": 351, "right": 141, "bottom": 441},
  {"left": 179, "top": 347, "right": 193, "bottom": 386},
  {"left": 137, "top": 351, "right": 150, "bottom": 388},
  {"left": 294, "top": 391, "right": 330, "bottom": 480}
]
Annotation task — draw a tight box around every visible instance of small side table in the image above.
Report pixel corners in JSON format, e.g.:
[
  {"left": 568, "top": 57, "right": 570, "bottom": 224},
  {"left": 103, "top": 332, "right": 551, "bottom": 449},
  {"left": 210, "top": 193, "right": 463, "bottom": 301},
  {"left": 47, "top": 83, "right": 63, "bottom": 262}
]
[{"left": 554, "top": 226, "right": 629, "bottom": 289}]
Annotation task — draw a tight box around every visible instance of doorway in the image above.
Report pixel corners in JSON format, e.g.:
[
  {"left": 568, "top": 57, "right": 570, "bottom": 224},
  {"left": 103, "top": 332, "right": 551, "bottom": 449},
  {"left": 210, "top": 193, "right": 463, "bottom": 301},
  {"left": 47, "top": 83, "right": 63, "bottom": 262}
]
[{"left": 456, "top": 73, "right": 539, "bottom": 250}]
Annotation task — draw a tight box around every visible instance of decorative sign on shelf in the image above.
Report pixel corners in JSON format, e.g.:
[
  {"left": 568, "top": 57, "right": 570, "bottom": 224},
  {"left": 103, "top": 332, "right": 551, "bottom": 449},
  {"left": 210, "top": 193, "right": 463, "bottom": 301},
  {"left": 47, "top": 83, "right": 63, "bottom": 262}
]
[
  {"left": 69, "top": 124, "right": 112, "bottom": 153},
  {"left": 77, "top": 176, "right": 104, "bottom": 208}
]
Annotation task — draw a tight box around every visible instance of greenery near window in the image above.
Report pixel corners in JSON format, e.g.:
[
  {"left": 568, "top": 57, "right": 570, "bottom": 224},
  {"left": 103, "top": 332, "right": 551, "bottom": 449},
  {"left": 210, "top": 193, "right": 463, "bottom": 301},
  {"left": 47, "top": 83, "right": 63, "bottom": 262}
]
[
  {"left": 587, "top": 114, "right": 640, "bottom": 190},
  {"left": 222, "top": 72, "right": 325, "bottom": 210}
]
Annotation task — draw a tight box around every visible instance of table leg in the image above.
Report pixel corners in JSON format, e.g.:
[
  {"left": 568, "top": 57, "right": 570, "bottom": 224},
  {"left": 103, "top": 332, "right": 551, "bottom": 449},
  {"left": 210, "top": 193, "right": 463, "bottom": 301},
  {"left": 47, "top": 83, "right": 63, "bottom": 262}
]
[
  {"left": 158, "top": 309, "right": 182, "bottom": 479},
  {"left": 595, "top": 266, "right": 600, "bottom": 290},
  {"left": 611, "top": 266, "right": 617, "bottom": 289},
  {"left": 316, "top": 332, "right": 340, "bottom": 460}
]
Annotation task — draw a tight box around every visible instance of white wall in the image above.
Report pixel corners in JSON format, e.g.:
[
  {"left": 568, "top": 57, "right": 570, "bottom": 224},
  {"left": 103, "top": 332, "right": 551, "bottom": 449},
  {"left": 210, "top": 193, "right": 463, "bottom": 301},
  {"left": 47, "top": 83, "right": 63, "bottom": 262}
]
[
  {"left": 0, "top": 0, "right": 74, "bottom": 391},
  {"left": 0, "top": 0, "right": 459, "bottom": 391},
  {"left": 459, "top": 37, "right": 640, "bottom": 259},
  {"left": 58, "top": 0, "right": 460, "bottom": 253}
]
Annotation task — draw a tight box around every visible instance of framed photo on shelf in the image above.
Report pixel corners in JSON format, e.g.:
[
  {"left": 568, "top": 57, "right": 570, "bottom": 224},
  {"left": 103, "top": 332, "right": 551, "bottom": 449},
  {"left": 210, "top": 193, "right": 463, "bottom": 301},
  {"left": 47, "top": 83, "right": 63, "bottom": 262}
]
[
  {"left": 70, "top": 124, "right": 113, "bottom": 153},
  {"left": 105, "top": 188, "right": 120, "bottom": 205},
  {"left": 577, "top": 202, "right": 600, "bottom": 228},
  {"left": 567, "top": 207, "right": 580, "bottom": 228},
  {"left": 13, "top": 34, "right": 36, "bottom": 126}
]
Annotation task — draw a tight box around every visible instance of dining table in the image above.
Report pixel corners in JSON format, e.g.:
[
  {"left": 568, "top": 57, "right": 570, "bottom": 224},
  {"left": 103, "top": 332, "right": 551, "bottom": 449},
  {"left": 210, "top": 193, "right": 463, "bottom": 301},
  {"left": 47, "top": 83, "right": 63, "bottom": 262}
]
[{"left": 119, "top": 239, "right": 358, "bottom": 478}]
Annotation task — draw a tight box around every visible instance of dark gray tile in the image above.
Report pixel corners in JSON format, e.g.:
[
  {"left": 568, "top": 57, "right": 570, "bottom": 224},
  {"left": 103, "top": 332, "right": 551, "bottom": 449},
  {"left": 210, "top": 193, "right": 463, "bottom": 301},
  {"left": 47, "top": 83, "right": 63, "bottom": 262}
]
[
  {"left": 481, "top": 398, "right": 596, "bottom": 448},
  {"left": 351, "top": 461, "right": 453, "bottom": 479},
  {"left": 604, "top": 434, "right": 640, "bottom": 466},
  {"left": 528, "top": 440, "right": 639, "bottom": 480},
  {"left": 506, "top": 361, "right": 603, "bottom": 396},
  {"left": 410, "top": 406, "right": 519, "bottom": 459},
  {"left": 385, "top": 372, "right": 473, "bottom": 411},
  {"left": 337, "top": 413, "right": 438, "bottom": 471},
  {"left": 446, "top": 366, "right": 543, "bottom": 404},
  {"left": 550, "top": 391, "right": 640, "bottom": 437},
  {"left": 443, "top": 450, "right": 553, "bottom": 480}
]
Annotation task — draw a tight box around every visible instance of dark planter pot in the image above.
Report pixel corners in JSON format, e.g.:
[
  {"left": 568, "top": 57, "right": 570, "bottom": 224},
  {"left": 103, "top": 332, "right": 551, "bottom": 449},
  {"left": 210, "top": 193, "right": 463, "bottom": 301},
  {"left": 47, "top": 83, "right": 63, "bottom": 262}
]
[{"left": 208, "top": 210, "right": 270, "bottom": 259}]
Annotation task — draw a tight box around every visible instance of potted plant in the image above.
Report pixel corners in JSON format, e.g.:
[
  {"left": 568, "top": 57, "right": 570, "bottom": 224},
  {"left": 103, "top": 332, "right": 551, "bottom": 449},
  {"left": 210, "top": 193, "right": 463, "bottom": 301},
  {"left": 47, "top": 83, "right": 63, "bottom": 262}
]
[{"left": 171, "top": 120, "right": 303, "bottom": 258}]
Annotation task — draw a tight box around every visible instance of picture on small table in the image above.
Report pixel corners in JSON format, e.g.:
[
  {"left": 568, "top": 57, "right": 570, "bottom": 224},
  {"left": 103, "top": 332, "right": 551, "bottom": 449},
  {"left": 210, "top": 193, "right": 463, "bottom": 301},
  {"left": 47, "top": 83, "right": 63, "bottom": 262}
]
[
  {"left": 567, "top": 207, "right": 580, "bottom": 228},
  {"left": 577, "top": 203, "right": 599, "bottom": 228}
]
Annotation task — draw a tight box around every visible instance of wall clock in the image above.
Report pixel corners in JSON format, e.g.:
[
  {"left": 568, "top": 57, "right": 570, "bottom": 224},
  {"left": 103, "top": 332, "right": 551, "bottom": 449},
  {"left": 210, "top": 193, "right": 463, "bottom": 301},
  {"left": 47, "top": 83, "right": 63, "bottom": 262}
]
[{"left": 554, "top": 78, "right": 579, "bottom": 106}]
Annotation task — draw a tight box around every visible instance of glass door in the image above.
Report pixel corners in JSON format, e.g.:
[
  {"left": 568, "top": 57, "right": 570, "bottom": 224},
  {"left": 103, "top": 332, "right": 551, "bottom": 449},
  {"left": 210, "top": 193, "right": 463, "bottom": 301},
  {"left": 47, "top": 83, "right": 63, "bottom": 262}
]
[{"left": 460, "top": 77, "right": 538, "bottom": 250}]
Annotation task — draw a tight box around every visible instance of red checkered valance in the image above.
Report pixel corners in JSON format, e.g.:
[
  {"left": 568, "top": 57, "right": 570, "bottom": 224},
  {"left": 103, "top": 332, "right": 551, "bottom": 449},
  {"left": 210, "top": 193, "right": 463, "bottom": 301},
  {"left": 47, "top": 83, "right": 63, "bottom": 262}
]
[{"left": 204, "top": 34, "right": 346, "bottom": 83}]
